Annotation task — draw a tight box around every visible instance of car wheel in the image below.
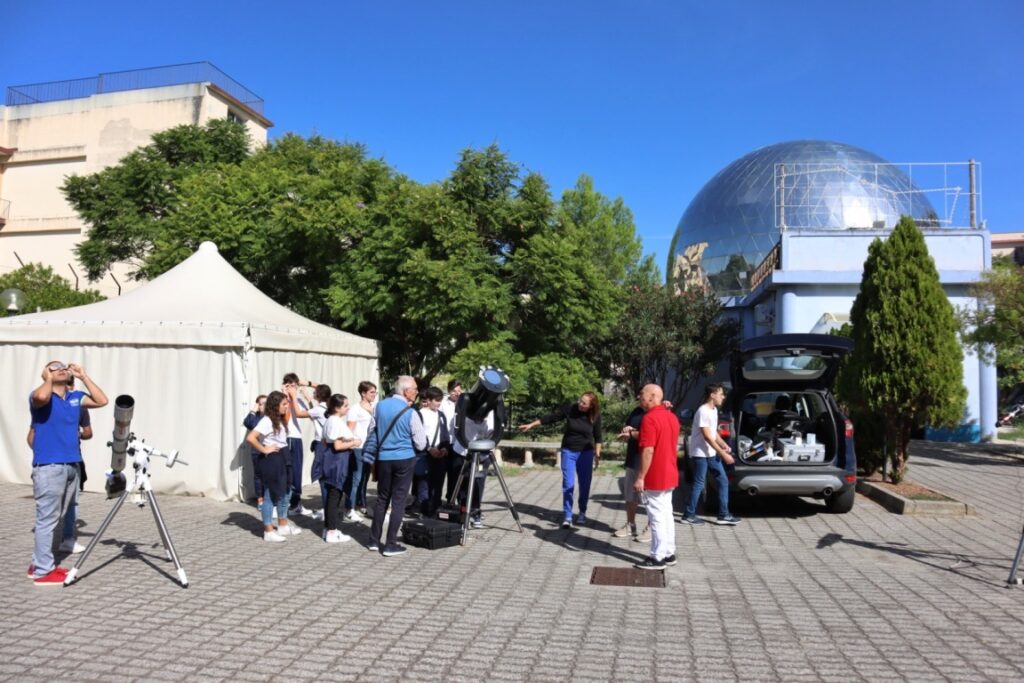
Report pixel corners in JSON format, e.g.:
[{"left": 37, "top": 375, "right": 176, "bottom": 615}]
[{"left": 825, "top": 486, "right": 855, "bottom": 513}]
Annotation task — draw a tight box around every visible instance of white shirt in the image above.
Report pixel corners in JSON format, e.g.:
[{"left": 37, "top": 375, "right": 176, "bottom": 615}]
[
  {"left": 253, "top": 416, "right": 289, "bottom": 450},
  {"left": 420, "top": 408, "right": 441, "bottom": 449},
  {"left": 348, "top": 403, "right": 373, "bottom": 442},
  {"left": 440, "top": 396, "right": 457, "bottom": 428},
  {"left": 309, "top": 403, "right": 327, "bottom": 441},
  {"left": 324, "top": 415, "right": 354, "bottom": 444},
  {"left": 286, "top": 397, "right": 304, "bottom": 438},
  {"left": 688, "top": 404, "right": 718, "bottom": 458}
]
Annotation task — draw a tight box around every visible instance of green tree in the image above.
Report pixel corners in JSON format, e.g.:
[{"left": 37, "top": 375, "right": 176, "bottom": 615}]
[
  {"left": 843, "top": 216, "right": 966, "bottom": 483},
  {"left": 0, "top": 264, "right": 104, "bottom": 312},
  {"left": 64, "top": 133, "right": 646, "bottom": 392},
  {"left": 960, "top": 256, "right": 1024, "bottom": 391},
  {"left": 601, "top": 277, "right": 740, "bottom": 408},
  {"left": 832, "top": 323, "right": 886, "bottom": 476},
  {"left": 64, "top": 119, "right": 252, "bottom": 282}
]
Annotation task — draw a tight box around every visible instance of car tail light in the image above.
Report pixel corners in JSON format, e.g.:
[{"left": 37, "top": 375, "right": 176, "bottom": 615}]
[
  {"left": 844, "top": 419, "right": 854, "bottom": 439},
  {"left": 844, "top": 474, "right": 856, "bottom": 484},
  {"left": 718, "top": 420, "right": 731, "bottom": 439}
]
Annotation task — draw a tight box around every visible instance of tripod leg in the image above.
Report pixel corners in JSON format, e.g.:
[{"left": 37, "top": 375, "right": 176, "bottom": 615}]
[
  {"left": 461, "top": 452, "right": 478, "bottom": 546},
  {"left": 489, "top": 457, "right": 524, "bottom": 532},
  {"left": 447, "top": 456, "right": 468, "bottom": 506},
  {"left": 144, "top": 490, "right": 189, "bottom": 588},
  {"left": 1007, "top": 524, "right": 1024, "bottom": 587},
  {"left": 64, "top": 488, "right": 131, "bottom": 586}
]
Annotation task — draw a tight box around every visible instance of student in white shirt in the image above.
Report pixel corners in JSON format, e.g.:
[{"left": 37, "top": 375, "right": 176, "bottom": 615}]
[
  {"left": 296, "top": 385, "right": 332, "bottom": 520},
  {"left": 246, "top": 391, "right": 302, "bottom": 542},
  {"left": 322, "top": 394, "right": 362, "bottom": 543},
  {"left": 344, "top": 381, "right": 377, "bottom": 520}
]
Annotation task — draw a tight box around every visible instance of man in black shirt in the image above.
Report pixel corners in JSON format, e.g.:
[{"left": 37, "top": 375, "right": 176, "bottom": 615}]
[{"left": 614, "top": 398, "right": 650, "bottom": 541}]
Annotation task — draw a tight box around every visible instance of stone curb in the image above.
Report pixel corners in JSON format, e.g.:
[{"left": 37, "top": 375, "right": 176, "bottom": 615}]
[{"left": 856, "top": 479, "right": 977, "bottom": 516}]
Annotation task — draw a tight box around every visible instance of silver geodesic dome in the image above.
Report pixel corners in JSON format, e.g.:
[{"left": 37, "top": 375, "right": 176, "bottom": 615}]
[{"left": 670, "top": 140, "right": 938, "bottom": 296}]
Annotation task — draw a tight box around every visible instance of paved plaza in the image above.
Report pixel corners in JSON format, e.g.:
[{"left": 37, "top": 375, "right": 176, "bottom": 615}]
[{"left": 3, "top": 441, "right": 1024, "bottom": 682}]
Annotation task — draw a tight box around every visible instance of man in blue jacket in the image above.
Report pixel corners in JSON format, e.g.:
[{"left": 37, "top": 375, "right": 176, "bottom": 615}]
[{"left": 363, "top": 376, "right": 427, "bottom": 557}]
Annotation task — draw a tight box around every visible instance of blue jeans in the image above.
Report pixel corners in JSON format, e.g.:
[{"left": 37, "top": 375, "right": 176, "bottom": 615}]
[
  {"left": 561, "top": 448, "right": 594, "bottom": 521},
  {"left": 344, "top": 449, "right": 366, "bottom": 511},
  {"left": 261, "top": 486, "right": 291, "bottom": 528},
  {"left": 61, "top": 495, "right": 78, "bottom": 542},
  {"left": 32, "top": 463, "right": 79, "bottom": 576},
  {"left": 685, "top": 455, "right": 730, "bottom": 517}
]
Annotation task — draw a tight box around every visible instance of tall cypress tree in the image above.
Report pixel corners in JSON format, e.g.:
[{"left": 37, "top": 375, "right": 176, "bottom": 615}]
[{"left": 845, "top": 216, "right": 966, "bottom": 483}]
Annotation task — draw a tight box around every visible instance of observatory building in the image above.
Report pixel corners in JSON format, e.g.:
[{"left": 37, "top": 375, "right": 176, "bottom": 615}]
[{"left": 670, "top": 140, "right": 995, "bottom": 441}]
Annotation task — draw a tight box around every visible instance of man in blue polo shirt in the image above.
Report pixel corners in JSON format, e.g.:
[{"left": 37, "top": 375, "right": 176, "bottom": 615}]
[{"left": 28, "top": 361, "right": 108, "bottom": 586}]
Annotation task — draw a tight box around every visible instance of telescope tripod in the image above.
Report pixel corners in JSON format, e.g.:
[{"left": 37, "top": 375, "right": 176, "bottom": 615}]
[
  {"left": 448, "top": 443, "right": 523, "bottom": 545},
  {"left": 64, "top": 438, "right": 189, "bottom": 588},
  {"left": 1008, "top": 524, "right": 1024, "bottom": 587}
]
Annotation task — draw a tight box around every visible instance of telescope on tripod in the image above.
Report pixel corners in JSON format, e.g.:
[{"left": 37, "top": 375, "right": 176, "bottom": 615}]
[
  {"left": 444, "top": 365, "right": 523, "bottom": 544},
  {"left": 64, "top": 395, "right": 190, "bottom": 588}
]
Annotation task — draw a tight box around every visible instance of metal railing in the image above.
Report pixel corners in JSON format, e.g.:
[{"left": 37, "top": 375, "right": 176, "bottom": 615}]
[{"left": 6, "top": 62, "right": 264, "bottom": 114}]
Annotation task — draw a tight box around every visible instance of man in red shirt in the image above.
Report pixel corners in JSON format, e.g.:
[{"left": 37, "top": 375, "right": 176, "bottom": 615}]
[{"left": 633, "top": 384, "right": 680, "bottom": 569}]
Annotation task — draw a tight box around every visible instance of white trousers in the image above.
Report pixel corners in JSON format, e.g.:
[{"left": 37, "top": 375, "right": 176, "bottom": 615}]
[{"left": 644, "top": 489, "right": 675, "bottom": 560}]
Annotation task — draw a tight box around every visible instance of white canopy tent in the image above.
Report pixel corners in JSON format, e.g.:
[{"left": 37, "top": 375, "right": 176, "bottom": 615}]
[{"left": 0, "top": 241, "right": 379, "bottom": 501}]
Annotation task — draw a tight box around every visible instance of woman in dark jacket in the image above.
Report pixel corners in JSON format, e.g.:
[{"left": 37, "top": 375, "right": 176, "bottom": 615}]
[{"left": 518, "top": 392, "right": 602, "bottom": 528}]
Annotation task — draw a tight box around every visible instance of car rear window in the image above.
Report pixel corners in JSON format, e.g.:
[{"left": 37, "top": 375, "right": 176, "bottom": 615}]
[{"left": 742, "top": 353, "right": 828, "bottom": 381}]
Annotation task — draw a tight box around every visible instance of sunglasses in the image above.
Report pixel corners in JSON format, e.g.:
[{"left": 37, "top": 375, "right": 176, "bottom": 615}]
[{"left": 48, "top": 362, "right": 69, "bottom": 371}]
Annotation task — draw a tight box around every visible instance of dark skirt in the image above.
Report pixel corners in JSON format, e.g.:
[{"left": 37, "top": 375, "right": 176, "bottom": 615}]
[{"left": 255, "top": 450, "right": 289, "bottom": 499}]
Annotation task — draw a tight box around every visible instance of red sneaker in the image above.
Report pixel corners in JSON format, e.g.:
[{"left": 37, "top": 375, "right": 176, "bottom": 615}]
[
  {"left": 27, "top": 563, "right": 35, "bottom": 579},
  {"left": 33, "top": 567, "right": 67, "bottom": 586}
]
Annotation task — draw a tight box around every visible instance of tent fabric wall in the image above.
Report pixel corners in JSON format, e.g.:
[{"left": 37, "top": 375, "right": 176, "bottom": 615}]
[
  {"left": 0, "top": 242, "right": 380, "bottom": 502},
  {"left": 0, "top": 343, "right": 246, "bottom": 500}
]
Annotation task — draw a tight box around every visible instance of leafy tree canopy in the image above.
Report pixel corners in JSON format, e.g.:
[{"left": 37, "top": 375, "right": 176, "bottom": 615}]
[
  {"left": 0, "top": 264, "right": 104, "bottom": 313},
  {"left": 960, "top": 256, "right": 1024, "bottom": 391},
  {"left": 65, "top": 129, "right": 642, "bottom": 404}
]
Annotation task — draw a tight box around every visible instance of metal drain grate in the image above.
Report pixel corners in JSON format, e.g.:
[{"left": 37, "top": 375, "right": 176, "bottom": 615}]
[{"left": 590, "top": 566, "right": 665, "bottom": 587}]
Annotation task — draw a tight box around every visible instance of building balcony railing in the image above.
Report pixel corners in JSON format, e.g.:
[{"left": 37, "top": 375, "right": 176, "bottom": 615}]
[{"left": 5, "top": 62, "right": 264, "bottom": 114}]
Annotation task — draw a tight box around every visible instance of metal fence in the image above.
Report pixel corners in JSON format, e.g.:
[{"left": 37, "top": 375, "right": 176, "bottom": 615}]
[{"left": 5, "top": 62, "right": 264, "bottom": 114}]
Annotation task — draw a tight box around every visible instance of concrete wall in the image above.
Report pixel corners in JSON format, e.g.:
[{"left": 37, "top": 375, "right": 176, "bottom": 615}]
[{"left": 0, "top": 83, "right": 270, "bottom": 298}]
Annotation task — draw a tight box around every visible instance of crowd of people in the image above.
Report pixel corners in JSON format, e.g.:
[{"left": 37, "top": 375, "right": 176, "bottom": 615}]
[{"left": 26, "top": 357, "right": 740, "bottom": 581}]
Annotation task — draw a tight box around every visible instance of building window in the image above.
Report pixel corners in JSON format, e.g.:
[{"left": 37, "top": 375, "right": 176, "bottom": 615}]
[{"left": 227, "top": 110, "right": 244, "bottom": 124}]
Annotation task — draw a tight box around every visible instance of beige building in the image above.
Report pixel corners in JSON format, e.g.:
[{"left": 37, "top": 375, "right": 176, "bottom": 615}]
[{"left": 0, "top": 63, "right": 272, "bottom": 298}]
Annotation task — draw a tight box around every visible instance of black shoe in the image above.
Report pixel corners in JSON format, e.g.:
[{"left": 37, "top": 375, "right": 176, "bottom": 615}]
[
  {"left": 714, "top": 515, "right": 741, "bottom": 526},
  {"left": 367, "top": 541, "right": 380, "bottom": 552},
  {"left": 634, "top": 556, "right": 666, "bottom": 570},
  {"left": 382, "top": 543, "right": 408, "bottom": 557},
  {"left": 663, "top": 554, "right": 677, "bottom": 567},
  {"left": 470, "top": 516, "right": 484, "bottom": 529},
  {"left": 679, "top": 515, "right": 706, "bottom": 526}
]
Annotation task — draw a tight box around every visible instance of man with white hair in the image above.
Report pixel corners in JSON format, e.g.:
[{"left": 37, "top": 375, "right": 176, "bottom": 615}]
[{"left": 362, "top": 376, "right": 427, "bottom": 557}]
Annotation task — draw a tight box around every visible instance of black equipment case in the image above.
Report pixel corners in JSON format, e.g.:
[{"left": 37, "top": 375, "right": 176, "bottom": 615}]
[{"left": 402, "top": 518, "right": 462, "bottom": 550}]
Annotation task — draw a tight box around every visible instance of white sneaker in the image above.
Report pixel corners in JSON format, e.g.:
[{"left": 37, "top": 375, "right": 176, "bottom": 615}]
[
  {"left": 59, "top": 539, "right": 85, "bottom": 554},
  {"left": 288, "top": 505, "right": 315, "bottom": 518},
  {"left": 263, "top": 531, "right": 287, "bottom": 543},
  {"left": 311, "top": 509, "right": 324, "bottom": 521},
  {"left": 324, "top": 529, "right": 352, "bottom": 544},
  {"left": 344, "top": 509, "right": 365, "bottom": 522},
  {"left": 278, "top": 523, "right": 302, "bottom": 536}
]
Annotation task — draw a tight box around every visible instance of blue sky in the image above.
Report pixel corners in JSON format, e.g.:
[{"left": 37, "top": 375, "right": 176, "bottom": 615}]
[{"left": 3, "top": 1, "right": 1021, "bottom": 272}]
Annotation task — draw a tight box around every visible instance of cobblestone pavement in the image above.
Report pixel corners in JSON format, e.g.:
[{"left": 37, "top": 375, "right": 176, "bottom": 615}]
[{"left": 3, "top": 442, "right": 1024, "bottom": 682}]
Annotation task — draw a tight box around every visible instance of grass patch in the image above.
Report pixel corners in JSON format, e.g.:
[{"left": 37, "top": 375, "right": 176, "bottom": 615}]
[{"left": 1003, "top": 424, "right": 1024, "bottom": 443}]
